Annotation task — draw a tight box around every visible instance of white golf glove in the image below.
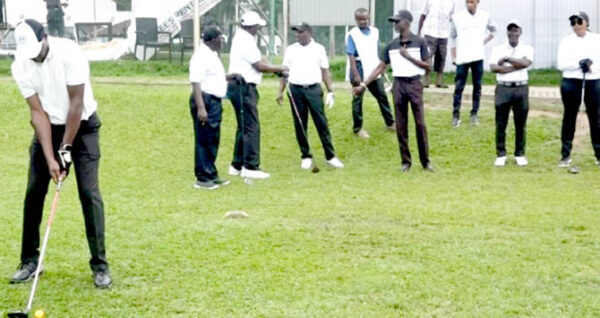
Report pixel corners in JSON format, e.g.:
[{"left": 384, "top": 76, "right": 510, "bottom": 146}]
[{"left": 325, "top": 92, "right": 335, "bottom": 109}]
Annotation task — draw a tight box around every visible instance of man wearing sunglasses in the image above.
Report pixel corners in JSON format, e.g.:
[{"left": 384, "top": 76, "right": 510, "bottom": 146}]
[{"left": 557, "top": 11, "right": 600, "bottom": 168}]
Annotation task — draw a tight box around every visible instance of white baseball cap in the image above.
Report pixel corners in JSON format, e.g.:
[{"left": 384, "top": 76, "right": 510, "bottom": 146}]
[
  {"left": 14, "top": 20, "right": 45, "bottom": 59},
  {"left": 241, "top": 11, "right": 266, "bottom": 26}
]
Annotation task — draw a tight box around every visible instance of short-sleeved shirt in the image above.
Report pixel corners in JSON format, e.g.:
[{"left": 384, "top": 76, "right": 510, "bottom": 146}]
[
  {"left": 228, "top": 28, "right": 263, "bottom": 84},
  {"left": 11, "top": 37, "right": 98, "bottom": 125},
  {"left": 449, "top": 9, "right": 496, "bottom": 64},
  {"left": 381, "top": 34, "right": 429, "bottom": 77},
  {"left": 489, "top": 42, "right": 534, "bottom": 82},
  {"left": 283, "top": 39, "right": 329, "bottom": 86},
  {"left": 420, "top": 0, "right": 455, "bottom": 39},
  {"left": 189, "top": 43, "right": 227, "bottom": 98}
]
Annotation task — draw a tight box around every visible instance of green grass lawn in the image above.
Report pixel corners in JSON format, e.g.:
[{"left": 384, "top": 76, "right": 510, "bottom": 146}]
[{"left": 0, "top": 77, "right": 599, "bottom": 317}]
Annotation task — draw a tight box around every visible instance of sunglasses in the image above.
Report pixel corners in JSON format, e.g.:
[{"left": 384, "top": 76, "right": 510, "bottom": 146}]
[{"left": 570, "top": 17, "right": 584, "bottom": 26}]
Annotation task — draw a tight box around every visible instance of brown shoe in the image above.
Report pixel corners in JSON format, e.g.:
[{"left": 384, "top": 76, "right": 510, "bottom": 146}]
[{"left": 355, "top": 129, "right": 370, "bottom": 139}]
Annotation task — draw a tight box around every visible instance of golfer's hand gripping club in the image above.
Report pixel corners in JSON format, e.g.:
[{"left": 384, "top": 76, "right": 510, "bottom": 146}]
[
  {"left": 579, "top": 58, "right": 592, "bottom": 73},
  {"left": 58, "top": 143, "right": 72, "bottom": 175}
]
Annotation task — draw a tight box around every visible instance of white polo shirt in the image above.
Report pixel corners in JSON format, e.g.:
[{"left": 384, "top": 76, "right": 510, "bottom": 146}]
[
  {"left": 557, "top": 32, "right": 600, "bottom": 80},
  {"left": 489, "top": 42, "right": 534, "bottom": 82},
  {"left": 449, "top": 9, "right": 496, "bottom": 65},
  {"left": 228, "top": 28, "right": 263, "bottom": 84},
  {"left": 420, "top": 0, "right": 455, "bottom": 39},
  {"left": 11, "top": 37, "right": 97, "bottom": 125},
  {"left": 189, "top": 43, "right": 227, "bottom": 98},
  {"left": 283, "top": 39, "right": 329, "bottom": 86}
]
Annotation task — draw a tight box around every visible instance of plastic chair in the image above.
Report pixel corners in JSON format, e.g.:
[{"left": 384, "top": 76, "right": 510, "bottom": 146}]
[
  {"left": 179, "top": 19, "right": 194, "bottom": 64},
  {"left": 134, "top": 17, "right": 172, "bottom": 63}
]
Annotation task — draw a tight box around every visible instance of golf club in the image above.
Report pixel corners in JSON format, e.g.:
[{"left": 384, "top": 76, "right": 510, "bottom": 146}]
[
  {"left": 287, "top": 84, "right": 319, "bottom": 173},
  {"left": 8, "top": 174, "right": 65, "bottom": 318}
]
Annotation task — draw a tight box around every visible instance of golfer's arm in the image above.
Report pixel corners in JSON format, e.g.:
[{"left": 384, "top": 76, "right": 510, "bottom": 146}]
[
  {"left": 252, "top": 60, "right": 285, "bottom": 74},
  {"left": 62, "top": 84, "right": 84, "bottom": 147},
  {"left": 191, "top": 83, "right": 207, "bottom": 115},
  {"left": 490, "top": 63, "right": 516, "bottom": 74},
  {"left": 321, "top": 68, "right": 334, "bottom": 93},
  {"left": 418, "top": 14, "right": 426, "bottom": 35},
  {"left": 363, "top": 61, "right": 388, "bottom": 87},
  {"left": 27, "top": 95, "right": 56, "bottom": 163},
  {"left": 349, "top": 55, "right": 361, "bottom": 83},
  {"left": 506, "top": 57, "right": 532, "bottom": 70},
  {"left": 407, "top": 56, "right": 431, "bottom": 71}
]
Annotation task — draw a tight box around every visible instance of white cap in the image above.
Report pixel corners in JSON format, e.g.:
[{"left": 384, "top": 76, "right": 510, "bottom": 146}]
[
  {"left": 241, "top": 11, "right": 266, "bottom": 26},
  {"left": 14, "top": 21, "right": 43, "bottom": 59},
  {"left": 506, "top": 19, "right": 522, "bottom": 29}
]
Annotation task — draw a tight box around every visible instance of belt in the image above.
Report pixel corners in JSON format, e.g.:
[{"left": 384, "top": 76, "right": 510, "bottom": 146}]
[
  {"left": 498, "top": 81, "right": 528, "bottom": 87},
  {"left": 394, "top": 75, "right": 421, "bottom": 81},
  {"left": 290, "top": 83, "right": 320, "bottom": 89}
]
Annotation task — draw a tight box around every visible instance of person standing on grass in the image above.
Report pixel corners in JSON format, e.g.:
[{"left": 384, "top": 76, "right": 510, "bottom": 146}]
[
  {"left": 556, "top": 12, "right": 600, "bottom": 168},
  {"left": 489, "top": 20, "right": 534, "bottom": 167},
  {"left": 10, "top": 19, "right": 111, "bottom": 288},
  {"left": 346, "top": 8, "right": 395, "bottom": 139},
  {"left": 227, "top": 11, "right": 288, "bottom": 180},
  {"left": 44, "top": 0, "right": 68, "bottom": 37},
  {"left": 189, "top": 26, "right": 242, "bottom": 190},
  {"left": 353, "top": 10, "right": 434, "bottom": 173},
  {"left": 449, "top": 0, "right": 496, "bottom": 127},
  {"left": 418, "top": 0, "right": 455, "bottom": 89},
  {"left": 276, "top": 22, "right": 344, "bottom": 170}
]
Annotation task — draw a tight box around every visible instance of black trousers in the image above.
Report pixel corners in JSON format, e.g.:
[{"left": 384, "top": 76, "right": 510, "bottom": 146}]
[
  {"left": 453, "top": 60, "right": 483, "bottom": 118},
  {"left": 46, "top": 7, "right": 65, "bottom": 37},
  {"left": 22, "top": 113, "right": 108, "bottom": 272},
  {"left": 495, "top": 85, "right": 529, "bottom": 157},
  {"left": 227, "top": 81, "right": 261, "bottom": 170},
  {"left": 189, "top": 93, "right": 223, "bottom": 182},
  {"left": 560, "top": 78, "right": 600, "bottom": 159},
  {"left": 425, "top": 35, "right": 448, "bottom": 73},
  {"left": 288, "top": 84, "right": 336, "bottom": 160},
  {"left": 350, "top": 61, "right": 394, "bottom": 132},
  {"left": 392, "top": 77, "right": 430, "bottom": 167}
]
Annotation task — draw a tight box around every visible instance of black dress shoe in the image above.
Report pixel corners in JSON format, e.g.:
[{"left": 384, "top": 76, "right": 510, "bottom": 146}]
[
  {"left": 10, "top": 262, "right": 40, "bottom": 284},
  {"left": 423, "top": 162, "right": 435, "bottom": 172},
  {"left": 401, "top": 163, "right": 411, "bottom": 172},
  {"left": 93, "top": 270, "right": 113, "bottom": 288}
]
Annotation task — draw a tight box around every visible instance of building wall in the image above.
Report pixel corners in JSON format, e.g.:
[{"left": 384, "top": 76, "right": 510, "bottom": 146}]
[{"left": 394, "top": 0, "right": 600, "bottom": 70}]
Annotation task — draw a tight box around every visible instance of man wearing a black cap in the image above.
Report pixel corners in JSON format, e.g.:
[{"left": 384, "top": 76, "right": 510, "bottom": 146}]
[
  {"left": 489, "top": 20, "right": 534, "bottom": 167},
  {"left": 10, "top": 19, "right": 111, "bottom": 288},
  {"left": 449, "top": 0, "right": 496, "bottom": 127},
  {"left": 189, "top": 26, "right": 242, "bottom": 189},
  {"left": 353, "top": 10, "right": 434, "bottom": 172},
  {"left": 227, "top": 11, "right": 289, "bottom": 180},
  {"left": 276, "top": 22, "right": 344, "bottom": 170},
  {"left": 346, "top": 8, "right": 395, "bottom": 139},
  {"left": 44, "top": 0, "right": 68, "bottom": 37},
  {"left": 557, "top": 12, "right": 600, "bottom": 167}
]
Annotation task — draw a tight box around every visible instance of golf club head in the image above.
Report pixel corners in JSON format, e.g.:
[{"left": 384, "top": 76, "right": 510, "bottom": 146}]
[
  {"left": 7, "top": 311, "right": 29, "bottom": 318},
  {"left": 311, "top": 166, "right": 319, "bottom": 173}
]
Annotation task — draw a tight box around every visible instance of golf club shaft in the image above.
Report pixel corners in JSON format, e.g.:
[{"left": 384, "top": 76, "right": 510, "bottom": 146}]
[{"left": 26, "top": 175, "right": 64, "bottom": 311}]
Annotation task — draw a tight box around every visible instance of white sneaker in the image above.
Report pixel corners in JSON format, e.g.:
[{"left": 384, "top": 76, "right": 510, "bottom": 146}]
[
  {"left": 355, "top": 129, "right": 370, "bottom": 138},
  {"left": 326, "top": 157, "right": 344, "bottom": 168},
  {"left": 494, "top": 156, "right": 507, "bottom": 167},
  {"left": 241, "top": 167, "right": 270, "bottom": 179},
  {"left": 228, "top": 165, "right": 241, "bottom": 176},
  {"left": 515, "top": 156, "right": 528, "bottom": 166},
  {"left": 300, "top": 158, "right": 313, "bottom": 170},
  {"left": 558, "top": 157, "right": 571, "bottom": 168}
]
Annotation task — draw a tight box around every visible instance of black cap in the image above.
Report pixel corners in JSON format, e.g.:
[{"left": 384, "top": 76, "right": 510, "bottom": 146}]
[
  {"left": 292, "top": 22, "right": 312, "bottom": 32},
  {"left": 24, "top": 19, "right": 46, "bottom": 41},
  {"left": 202, "top": 26, "right": 222, "bottom": 41},
  {"left": 388, "top": 10, "right": 413, "bottom": 23},
  {"left": 569, "top": 11, "right": 589, "bottom": 24}
]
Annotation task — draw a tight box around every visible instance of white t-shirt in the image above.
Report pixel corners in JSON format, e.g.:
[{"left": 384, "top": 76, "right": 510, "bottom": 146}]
[
  {"left": 449, "top": 9, "right": 496, "bottom": 65},
  {"left": 489, "top": 42, "right": 534, "bottom": 82},
  {"left": 420, "top": 0, "right": 455, "bottom": 39},
  {"left": 11, "top": 37, "right": 98, "bottom": 125},
  {"left": 189, "top": 43, "right": 227, "bottom": 98},
  {"left": 283, "top": 39, "right": 329, "bottom": 86},
  {"left": 557, "top": 32, "right": 600, "bottom": 80},
  {"left": 228, "top": 28, "right": 263, "bottom": 84}
]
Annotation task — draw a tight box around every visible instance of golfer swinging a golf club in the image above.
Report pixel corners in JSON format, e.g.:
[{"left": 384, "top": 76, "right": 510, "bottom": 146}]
[
  {"left": 277, "top": 22, "right": 344, "bottom": 170},
  {"left": 10, "top": 19, "right": 112, "bottom": 288}
]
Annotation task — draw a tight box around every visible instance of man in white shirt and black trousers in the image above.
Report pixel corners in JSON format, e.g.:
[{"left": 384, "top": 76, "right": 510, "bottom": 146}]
[
  {"left": 277, "top": 22, "right": 344, "bottom": 170},
  {"left": 354, "top": 10, "right": 434, "bottom": 173},
  {"left": 489, "top": 20, "right": 534, "bottom": 167},
  {"left": 227, "top": 11, "right": 288, "bottom": 180},
  {"left": 10, "top": 19, "right": 111, "bottom": 288},
  {"left": 346, "top": 8, "right": 395, "bottom": 139},
  {"left": 449, "top": 0, "right": 496, "bottom": 127},
  {"left": 557, "top": 11, "right": 600, "bottom": 168},
  {"left": 189, "top": 26, "right": 241, "bottom": 190}
]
